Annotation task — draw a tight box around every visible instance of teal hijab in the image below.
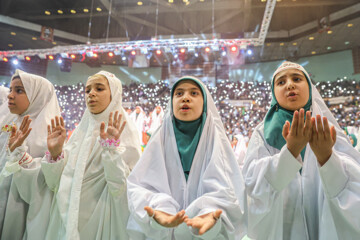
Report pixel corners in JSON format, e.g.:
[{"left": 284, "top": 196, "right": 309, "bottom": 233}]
[
  {"left": 264, "top": 62, "right": 312, "bottom": 160},
  {"left": 349, "top": 134, "right": 357, "bottom": 147},
  {"left": 171, "top": 77, "right": 207, "bottom": 181}
]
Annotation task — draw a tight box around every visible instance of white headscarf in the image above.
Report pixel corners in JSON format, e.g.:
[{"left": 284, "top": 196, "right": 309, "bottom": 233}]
[
  {"left": 130, "top": 106, "right": 146, "bottom": 144},
  {"left": 148, "top": 106, "right": 164, "bottom": 135},
  {"left": 56, "top": 71, "right": 140, "bottom": 239},
  {"left": 127, "top": 76, "right": 246, "bottom": 239},
  {"left": 0, "top": 69, "right": 61, "bottom": 157},
  {"left": 233, "top": 134, "right": 247, "bottom": 167}
]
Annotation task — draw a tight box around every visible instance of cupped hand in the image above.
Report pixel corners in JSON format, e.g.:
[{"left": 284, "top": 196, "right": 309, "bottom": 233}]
[
  {"left": 144, "top": 206, "right": 188, "bottom": 228},
  {"left": 184, "top": 209, "right": 222, "bottom": 235},
  {"left": 8, "top": 115, "right": 32, "bottom": 152}
]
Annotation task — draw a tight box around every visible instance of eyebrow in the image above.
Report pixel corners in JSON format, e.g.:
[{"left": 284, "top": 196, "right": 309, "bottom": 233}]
[
  {"left": 174, "top": 87, "right": 201, "bottom": 91},
  {"left": 10, "top": 86, "right": 25, "bottom": 89},
  {"left": 275, "top": 73, "right": 304, "bottom": 81},
  {"left": 85, "top": 83, "right": 106, "bottom": 88}
]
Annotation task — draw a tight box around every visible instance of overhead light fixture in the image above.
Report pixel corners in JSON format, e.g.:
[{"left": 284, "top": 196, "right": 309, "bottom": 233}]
[
  {"left": 327, "top": 46, "right": 332, "bottom": 50},
  {"left": 347, "top": 23, "right": 353, "bottom": 27},
  {"left": 131, "top": 50, "right": 136, "bottom": 56},
  {"left": 96, "top": 7, "right": 102, "bottom": 12},
  {"left": 261, "top": 0, "right": 266, "bottom": 2},
  {"left": 311, "top": 51, "right": 316, "bottom": 55},
  {"left": 345, "top": 41, "right": 350, "bottom": 45},
  {"left": 25, "top": 56, "right": 31, "bottom": 61},
  {"left": 83, "top": 9, "right": 89, "bottom": 13},
  {"left": 58, "top": 10, "right": 63, "bottom": 14},
  {"left": 266, "top": 43, "right": 271, "bottom": 46},
  {"left": 230, "top": 46, "right": 237, "bottom": 52},
  {"left": 12, "top": 59, "right": 19, "bottom": 65},
  {"left": 327, "top": 30, "right": 332, "bottom": 34},
  {"left": 70, "top": 9, "right": 76, "bottom": 14},
  {"left": 3, "top": 57, "right": 8, "bottom": 62},
  {"left": 156, "top": 49, "right": 162, "bottom": 55},
  {"left": 309, "top": 36, "right": 314, "bottom": 40},
  {"left": 137, "top": 1, "right": 143, "bottom": 5},
  {"left": 292, "top": 42, "right": 297, "bottom": 46},
  {"left": 108, "top": 52, "right": 114, "bottom": 57},
  {"left": 32, "top": 37, "right": 37, "bottom": 40},
  {"left": 280, "top": 42, "right": 284, "bottom": 46},
  {"left": 45, "top": 11, "right": 51, "bottom": 15},
  {"left": 52, "top": 41, "right": 57, "bottom": 45},
  {"left": 205, "top": 47, "right": 211, "bottom": 53},
  {"left": 8, "top": 44, "right": 13, "bottom": 47},
  {"left": 10, "top": 32, "right": 16, "bottom": 36},
  {"left": 169, "top": 0, "right": 174, "bottom": 2}
]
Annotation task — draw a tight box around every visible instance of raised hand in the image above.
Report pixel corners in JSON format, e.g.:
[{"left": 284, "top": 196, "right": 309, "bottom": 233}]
[
  {"left": 184, "top": 209, "right": 222, "bottom": 235},
  {"left": 47, "top": 116, "right": 66, "bottom": 159},
  {"left": 144, "top": 206, "right": 188, "bottom": 228},
  {"left": 282, "top": 109, "right": 312, "bottom": 158},
  {"left": 8, "top": 115, "right": 32, "bottom": 152},
  {"left": 309, "top": 115, "right": 336, "bottom": 166},
  {"left": 100, "top": 111, "right": 126, "bottom": 140}
]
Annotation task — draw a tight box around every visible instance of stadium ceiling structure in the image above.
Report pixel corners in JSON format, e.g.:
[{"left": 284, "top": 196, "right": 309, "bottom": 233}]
[{"left": 0, "top": 0, "right": 359, "bottom": 63}]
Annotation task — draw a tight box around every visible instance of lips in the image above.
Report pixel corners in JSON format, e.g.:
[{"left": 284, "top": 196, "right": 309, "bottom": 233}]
[
  {"left": 287, "top": 91, "right": 297, "bottom": 97},
  {"left": 88, "top": 100, "right": 96, "bottom": 105},
  {"left": 180, "top": 104, "right": 191, "bottom": 111}
]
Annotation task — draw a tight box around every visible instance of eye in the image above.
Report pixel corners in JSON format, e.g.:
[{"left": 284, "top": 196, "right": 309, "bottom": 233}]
[
  {"left": 277, "top": 80, "right": 285, "bottom": 86},
  {"left": 16, "top": 89, "right": 24, "bottom": 94},
  {"left": 97, "top": 87, "right": 104, "bottom": 91},
  {"left": 175, "top": 91, "right": 183, "bottom": 96},
  {"left": 85, "top": 89, "right": 90, "bottom": 94},
  {"left": 293, "top": 77, "right": 301, "bottom": 82},
  {"left": 191, "top": 91, "right": 200, "bottom": 96}
]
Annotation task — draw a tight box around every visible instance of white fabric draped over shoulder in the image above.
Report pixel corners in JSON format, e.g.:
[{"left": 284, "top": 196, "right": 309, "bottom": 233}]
[
  {"left": 243, "top": 82, "right": 360, "bottom": 240},
  {"left": 0, "top": 69, "right": 61, "bottom": 240},
  {"left": 0, "top": 86, "right": 9, "bottom": 107},
  {"left": 127, "top": 76, "right": 247, "bottom": 240},
  {"left": 42, "top": 70, "right": 141, "bottom": 240}
]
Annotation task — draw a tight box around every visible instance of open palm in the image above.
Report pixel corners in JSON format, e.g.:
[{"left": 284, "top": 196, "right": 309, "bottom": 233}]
[
  {"left": 8, "top": 115, "right": 32, "bottom": 152},
  {"left": 47, "top": 116, "right": 66, "bottom": 159},
  {"left": 100, "top": 111, "right": 126, "bottom": 140}
]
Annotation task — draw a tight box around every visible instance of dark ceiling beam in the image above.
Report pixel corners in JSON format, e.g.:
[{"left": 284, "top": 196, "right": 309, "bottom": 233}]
[
  {"left": 0, "top": 14, "right": 88, "bottom": 43},
  {"left": 202, "top": 10, "right": 241, "bottom": 32}
]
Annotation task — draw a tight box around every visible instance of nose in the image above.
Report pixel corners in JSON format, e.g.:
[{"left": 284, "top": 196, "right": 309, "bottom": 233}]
[
  {"left": 7, "top": 91, "right": 14, "bottom": 99},
  {"left": 88, "top": 89, "right": 96, "bottom": 97},
  {"left": 286, "top": 79, "right": 295, "bottom": 90},
  {"left": 182, "top": 92, "right": 190, "bottom": 102}
]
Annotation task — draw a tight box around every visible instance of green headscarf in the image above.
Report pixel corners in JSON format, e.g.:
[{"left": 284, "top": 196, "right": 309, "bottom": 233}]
[
  {"left": 171, "top": 77, "right": 207, "bottom": 181},
  {"left": 349, "top": 134, "right": 357, "bottom": 147},
  {"left": 264, "top": 61, "right": 312, "bottom": 160}
]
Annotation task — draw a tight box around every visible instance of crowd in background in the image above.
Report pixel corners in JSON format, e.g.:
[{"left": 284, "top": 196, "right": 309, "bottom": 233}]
[{"left": 52, "top": 77, "right": 360, "bottom": 145}]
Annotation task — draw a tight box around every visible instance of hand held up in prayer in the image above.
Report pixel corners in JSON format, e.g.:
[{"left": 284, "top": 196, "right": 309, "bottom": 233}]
[
  {"left": 309, "top": 115, "right": 336, "bottom": 166},
  {"left": 100, "top": 111, "right": 126, "bottom": 140},
  {"left": 144, "top": 206, "right": 188, "bottom": 228},
  {"left": 8, "top": 115, "right": 32, "bottom": 152},
  {"left": 283, "top": 109, "right": 312, "bottom": 158},
  {"left": 184, "top": 209, "right": 222, "bottom": 235},
  {"left": 47, "top": 116, "right": 66, "bottom": 159}
]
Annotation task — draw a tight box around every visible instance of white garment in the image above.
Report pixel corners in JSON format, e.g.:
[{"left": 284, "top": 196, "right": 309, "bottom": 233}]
[
  {"left": 0, "top": 69, "right": 61, "bottom": 240},
  {"left": 233, "top": 134, "right": 247, "bottom": 168},
  {"left": 127, "top": 76, "right": 247, "bottom": 240},
  {"left": 130, "top": 107, "right": 146, "bottom": 145},
  {"left": 42, "top": 71, "right": 141, "bottom": 240},
  {"left": 243, "top": 82, "right": 360, "bottom": 239},
  {"left": 148, "top": 106, "right": 164, "bottom": 135},
  {"left": 0, "top": 86, "right": 9, "bottom": 107}
]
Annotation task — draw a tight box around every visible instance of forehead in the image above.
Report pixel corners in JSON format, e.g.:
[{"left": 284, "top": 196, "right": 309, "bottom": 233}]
[
  {"left": 86, "top": 75, "right": 109, "bottom": 87},
  {"left": 274, "top": 69, "right": 305, "bottom": 80},
  {"left": 174, "top": 80, "right": 201, "bottom": 90},
  {"left": 10, "top": 77, "right": 24, "bottom": 87}
]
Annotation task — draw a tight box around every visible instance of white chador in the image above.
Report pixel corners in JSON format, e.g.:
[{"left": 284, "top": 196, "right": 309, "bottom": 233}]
[
  {"left": 0, "top": 69, "right": 61, "bottom": 240},
  {"left": 127, "top": 77, "right": 246, "bottom": 240},
  {"left": 0, "top": 86, "right": 9, "bottom": 106},
  {"left": 243, "top": 64, "right": 360, "bottom": 240},
  {"left": 148, "top": 106, "right": 164, "bottom": 135},
  {"left": 130, "top": 106, "right": 146, "bottom": 144},
  {"left": 232, "top": 134, "right": 247, "bottom": 168},
  {"left": 42, "top": 71, "right": 141, "bottom": 240}
]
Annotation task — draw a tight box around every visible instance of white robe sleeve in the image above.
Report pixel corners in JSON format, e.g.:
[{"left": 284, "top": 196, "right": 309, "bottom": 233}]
[
  {"left": 243, "top": 129, "right": 302, "bottom": 238},
  {"left": 100, "top": 140, "right": 130, "bottom": 197},
  {"left": 41, "top": 152, "right": 66, "bottom": 192},
  {"left": 318, "top": 151, "right": 360, "bottom": 237}
]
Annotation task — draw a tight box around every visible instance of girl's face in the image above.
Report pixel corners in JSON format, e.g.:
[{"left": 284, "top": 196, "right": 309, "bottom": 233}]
[
  {"left": 85, "top": 75, "right": 111, "bottom": 114},
  {"left": 274, "top": 69, "right": 309, "bottom": 111},
  {"left": 8, "top": 77, "right": 30, "bottom": 115},
  {"left": 172, "top": 80, "right": 204, "bottom": 121}
]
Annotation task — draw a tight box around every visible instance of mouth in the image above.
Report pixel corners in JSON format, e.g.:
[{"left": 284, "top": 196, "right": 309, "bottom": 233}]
[
  {"left": 88, "top": 100, "right": 96, "bottom": 105},
  {"left": 8, "top": 103, "right": 15, "bottom": 107},
  {"left": 287, "top": 92, "right": 297, "bottom": 97},
  {"left": 180, "top": 105, "right": 191, "bottom": 111}
]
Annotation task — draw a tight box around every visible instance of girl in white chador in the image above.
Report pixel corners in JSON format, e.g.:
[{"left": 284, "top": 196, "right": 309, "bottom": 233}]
[
  {"left": 232, "top": 134, "right": 247, "bottom": 168},
  {"left": 148, "top": 105, "right": 164, "bottom": 135},
  {"left": 130, "top": 106, "right": 146, "bottom": 144},
  {"left": 243, "top": 61, "right": 360, "bottom": 240},
  {"left": 0, "top": 69, "right": 61, "bottom": 239},
  {"left": 42, "top": 71, "right": 141, "bottom": 240},
  {"left": 127, "top": 76, "right": 246, "bottom": 240}
]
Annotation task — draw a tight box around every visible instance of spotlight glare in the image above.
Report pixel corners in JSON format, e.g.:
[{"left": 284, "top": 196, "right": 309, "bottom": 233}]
[
  {"left": 12, "top": 59, "right": 19, "bottom": 65},
  {"left": 3, "top": 57, "right": 9, "bottom": 62},
  {"left": 230, "top": 46, "right": 237, "bottom": 52},
  {"left": 247, "top": 49, "right": 253, "bottom": 55},
  {"left": 25, "top": 56, "right": 31, "bottom": 61},
  {"left": 108, "top": 52, "right": 114, "bottom": 57},
  {"left": 131, "top": 50, "right": 136, "bottom": 56},
  {"left": 70, "top": 54, "right": 76, "bottom": 59},
  {"left": 156, "top": 49, "right": 162, "bottom": 55},
  {"left": 48, "top": 55, "right": 54, "bottom": 60},
  {"left": 205, "top": 47, "right": 211, "bottom": 53},
  {"left": 58, "top": 59, "right": 63, "bottom": 64},
  {"left": 180, "top": 48, "right": 186, "bottom": 54}
]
